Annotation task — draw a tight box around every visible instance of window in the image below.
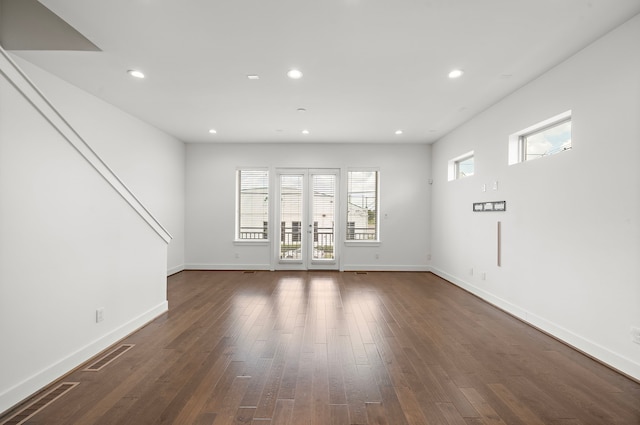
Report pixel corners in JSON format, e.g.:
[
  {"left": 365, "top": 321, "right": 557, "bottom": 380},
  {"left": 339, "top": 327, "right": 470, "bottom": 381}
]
[
  {"left": 456, "top": 153, "right": 474, "bottom": 179},
  {"left": 448, "top": 151, "right": 474, "bottom": 181},
  {"left": 237, "top": 169, "right": 269, "bottom": 240},
  {"left": 346, "top": 170, "right": 379, "bottom": 241},
  {"left": 509, "top": 111, "right": 572, "bottom": 165}
]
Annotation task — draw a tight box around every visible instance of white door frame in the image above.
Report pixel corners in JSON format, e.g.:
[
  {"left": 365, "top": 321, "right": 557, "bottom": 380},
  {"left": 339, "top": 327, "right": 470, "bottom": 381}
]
[{"left": 273, "top": 168, "right": 340, "bottom": 270}]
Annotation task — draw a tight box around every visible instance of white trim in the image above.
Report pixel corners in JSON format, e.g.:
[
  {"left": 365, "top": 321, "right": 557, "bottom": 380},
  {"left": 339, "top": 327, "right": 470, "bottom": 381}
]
[
  {"left": 0, "top": 301, "right": 168, "bottom": 415},
  {"left": 167, "top": 265, "right": 185, "bottom": 276},
  {"left": 186, "top": 264, "right": 430, "bottom": 272},
  {"left": 233, "top": 240, "right": 270, "bottom": 245},
  {"left": 430, "top": 266, "right": 640, "bottom": 381},
  {"left": 448, "top": 150, "right": 474, "bottom": 181},
  {"left": 0, "top": 47, "right": 171, "bottom": 244},
  {"left": 508, "top": 110, "right": 572, "bottom": 165},
  {"left": 185, "top": 263, "right": 272, "bottom": 271},
  {"left": 346, "top": 168, "right": 380, "bottom": 242},
  {"left": 235, "top": 168, "right": 270, "bottom": 242},
  {"left": 343, "top": 264, "right": 430, "bottom": 272},
  {"left": 344, "top": 241, "right": 381, "bottom": 247}
]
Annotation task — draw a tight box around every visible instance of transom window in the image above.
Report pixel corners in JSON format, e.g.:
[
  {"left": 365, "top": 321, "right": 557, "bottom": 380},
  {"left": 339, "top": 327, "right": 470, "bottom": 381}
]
[
  {"left": 448, "top": 151, "right": 474, "bottom": 181},
  {"left": 236, "top": 169, "right": 269, "bottom": 240},
  {"left": 509, "top": 111, "right": 572, "bottom": 165},
  {"left": 456, "top": 153, "right": 474, "bottom": 179},
  {"left": 346, "top": 170, "right": 379, "bottom": 241}
]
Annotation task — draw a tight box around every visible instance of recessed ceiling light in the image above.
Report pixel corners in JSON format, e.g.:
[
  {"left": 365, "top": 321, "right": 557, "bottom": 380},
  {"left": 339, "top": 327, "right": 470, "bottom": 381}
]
[
  {"left": 127, "top": 69, "right": 145, "bottom": 79},
  {"left": 297, "top": 108, "right": 307, "bottom": 113},
  {"left": 209, "top": 129, "right": 217, "bottom": 134},
  {"left": 302, "top": 129, "right": 310, "bottom": 135},
  {"left": 287, "top": 69, "right": 303, "bottom": 79},
  {"left": 395, "top": 130, "right": 403, "bottom": 135},
  {"left": 247, "top": 74, "right": 260, "bottom": 80},
  {"left": 448, "top": 69, "right": 464, "bottom": 79}
]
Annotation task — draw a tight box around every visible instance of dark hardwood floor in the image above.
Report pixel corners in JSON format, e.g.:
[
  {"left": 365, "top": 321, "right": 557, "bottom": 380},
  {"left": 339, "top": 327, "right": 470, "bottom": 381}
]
[{"left": 3, "top": 271, "right": 639, "bottom": 424}]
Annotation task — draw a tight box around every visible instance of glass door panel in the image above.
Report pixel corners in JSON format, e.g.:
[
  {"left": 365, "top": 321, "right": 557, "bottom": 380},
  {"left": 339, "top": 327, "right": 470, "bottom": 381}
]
[
  {"left": 279, "top": 174, "right": 304, "bottom": 261},
  {"left": 274, "top": 169, "right": 339, "bottom": 270},
  {"left": 310, "top": 174, "right": 336, "bottom": 262}
]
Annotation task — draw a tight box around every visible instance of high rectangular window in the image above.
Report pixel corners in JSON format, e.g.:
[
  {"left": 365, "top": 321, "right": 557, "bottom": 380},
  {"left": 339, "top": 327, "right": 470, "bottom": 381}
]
[
  {"left": 520, "top": 118, "right": 571, "bottom": 161},
  {"left": 448, "top": 151, "right": 474, "bottom": 181},
  {"left": 346, "top": 170, "right": 379, "bottom": 241},
  {"left": 455, "top": 153, "right": 474, "bottom": 179},
  {"left": 509, "top": 111, "right": 572, "bottom": 165},
  {"left": 237, "top": 169, "right": 269, "bottom": 240}
]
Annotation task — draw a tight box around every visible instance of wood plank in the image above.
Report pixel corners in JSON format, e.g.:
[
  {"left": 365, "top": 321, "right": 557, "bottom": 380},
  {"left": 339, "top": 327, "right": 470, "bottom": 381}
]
[
  {"left": 488, "top": 383, "right": 546, "bottom": 425},
  {"left": 254, "top": 334, "right": 290, "bottom": 418},
  {"left": 312, "top": 344, "right": 331, "bottom": 425},
  {"left": 291, "top": 352, "right": 314, "bottom": 424},
  {"left": 329, "top": 404, "right": 350, "bottom": 425},
  {"left": 365, "top": 402, "right": 388, "bottom": 425},
  {"left": 459, "top": 387, "right": 508, "bottom": 425},
  {"left": 270, "top": 399, "right": 294, "bottom": 425},
  {"left": 6, "top": 271, "right": 640, "bottom": 425}
]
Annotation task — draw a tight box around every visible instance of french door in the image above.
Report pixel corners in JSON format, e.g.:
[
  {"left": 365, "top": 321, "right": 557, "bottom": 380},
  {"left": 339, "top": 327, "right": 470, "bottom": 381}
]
[{"left": 274, "top": 169, "right": 339, "bottom": 270}]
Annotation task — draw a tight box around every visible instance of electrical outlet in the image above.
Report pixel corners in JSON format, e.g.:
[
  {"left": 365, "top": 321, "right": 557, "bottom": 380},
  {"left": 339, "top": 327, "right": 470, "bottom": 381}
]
[
  {"left": 234, "top": 253, "right": 240, "bottom": 259},
  {"left": 96, "top": 308, "right": 104, "bottom": 323},
  {"left": 481, "top": 272, "right": 487, "bottom": 280},
  {"left": 631, "top": 327, "right": 640, "bottom": 345},
  {"left": 426, "top": 253, "right": 431, "bottom": 261},
  {"left": 470, "top": 268, "right": 474, "bottom": 276},
  {"left": 375, "top": 253, "right": 380, "bottom": 260}
]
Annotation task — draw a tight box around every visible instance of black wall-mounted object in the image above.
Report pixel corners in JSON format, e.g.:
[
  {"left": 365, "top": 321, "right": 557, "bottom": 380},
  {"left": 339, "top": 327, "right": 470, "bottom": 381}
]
[{"left": 473, "top": 201, "right": 506, "bottom": 212}]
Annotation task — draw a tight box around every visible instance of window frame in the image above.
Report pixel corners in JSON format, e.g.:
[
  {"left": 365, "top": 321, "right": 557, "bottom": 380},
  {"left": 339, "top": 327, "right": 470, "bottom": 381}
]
[
  {"left": 509, "top": 110, "right": 572, "bottom": 165},
  {"left": 345, "top": 169, "right": 380, "bottom": 244},
  {"left": 448, "top": 151, "right": 475, "bottom": 181},
  {"left": 235, "top": 168, "right": 270, "bottom": 244}
]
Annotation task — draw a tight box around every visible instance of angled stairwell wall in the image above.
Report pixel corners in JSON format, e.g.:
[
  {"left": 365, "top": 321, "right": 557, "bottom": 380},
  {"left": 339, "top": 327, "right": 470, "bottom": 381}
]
[{"left": 0, "top": 47, "right": 173, "bottom": 413}]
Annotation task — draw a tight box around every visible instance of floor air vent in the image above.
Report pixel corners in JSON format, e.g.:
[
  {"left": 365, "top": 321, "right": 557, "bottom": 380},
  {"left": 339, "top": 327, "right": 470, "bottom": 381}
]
[
  {"left": 243, "top": 271, "right": 256, "bottom": 274},
  {"left": 83, "top": 344, "right": 134, "bottom": 371},
  {"left": 355, "top": 272, "right": 368, "bottom": 275},
  {"left": 1, "top": 382, "right": 79, "bottom": 425}
]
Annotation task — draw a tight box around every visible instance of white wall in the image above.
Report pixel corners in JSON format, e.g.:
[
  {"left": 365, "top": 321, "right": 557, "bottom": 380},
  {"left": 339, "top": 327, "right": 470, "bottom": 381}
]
[
  {"left": 12, "top": 57, "right": 186, "bottom": 274},
  {"left": 0, "top": 55, "right": 170, "bottom": 412},
  {"left": 186, "top": 143, "right": 432, "bottom": 271},
  {"left": 431, "top": 15, "right": 640, "bottom": 380}
]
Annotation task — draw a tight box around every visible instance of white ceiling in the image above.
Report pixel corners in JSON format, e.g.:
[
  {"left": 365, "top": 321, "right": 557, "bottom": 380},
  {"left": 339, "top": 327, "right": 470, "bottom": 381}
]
[{"left": 7, "top": 0, "right": 640, "bottom": 144}]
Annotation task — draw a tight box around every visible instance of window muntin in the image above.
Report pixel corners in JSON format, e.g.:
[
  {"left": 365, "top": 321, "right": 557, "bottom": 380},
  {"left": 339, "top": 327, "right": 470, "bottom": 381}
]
[
  {"left": 346, "top": 170, "right": 379, "bottom": 241},
  {"left": 237, "top": 169, "right": 269, "bottom": 240}
]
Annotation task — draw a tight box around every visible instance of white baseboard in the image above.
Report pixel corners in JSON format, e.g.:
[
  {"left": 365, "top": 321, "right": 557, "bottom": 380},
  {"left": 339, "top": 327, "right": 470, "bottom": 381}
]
[
  {"left": 343, "top": 264, "right": 431, "bottom": 272},
  {"left": 0, "top": 301, "right": 168, "bottom": 415},
  {"left": 185, "top": 263, "right": 272, "bottom": 271},
  {"left": 430, "top": 266, "right": 640, "bottom": 382},
  {"left": 185, "top": 264, "right": 431, "bottom": 272},
  {"left": 167, "top": 264, "right": 185, "bottom": 276}
]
